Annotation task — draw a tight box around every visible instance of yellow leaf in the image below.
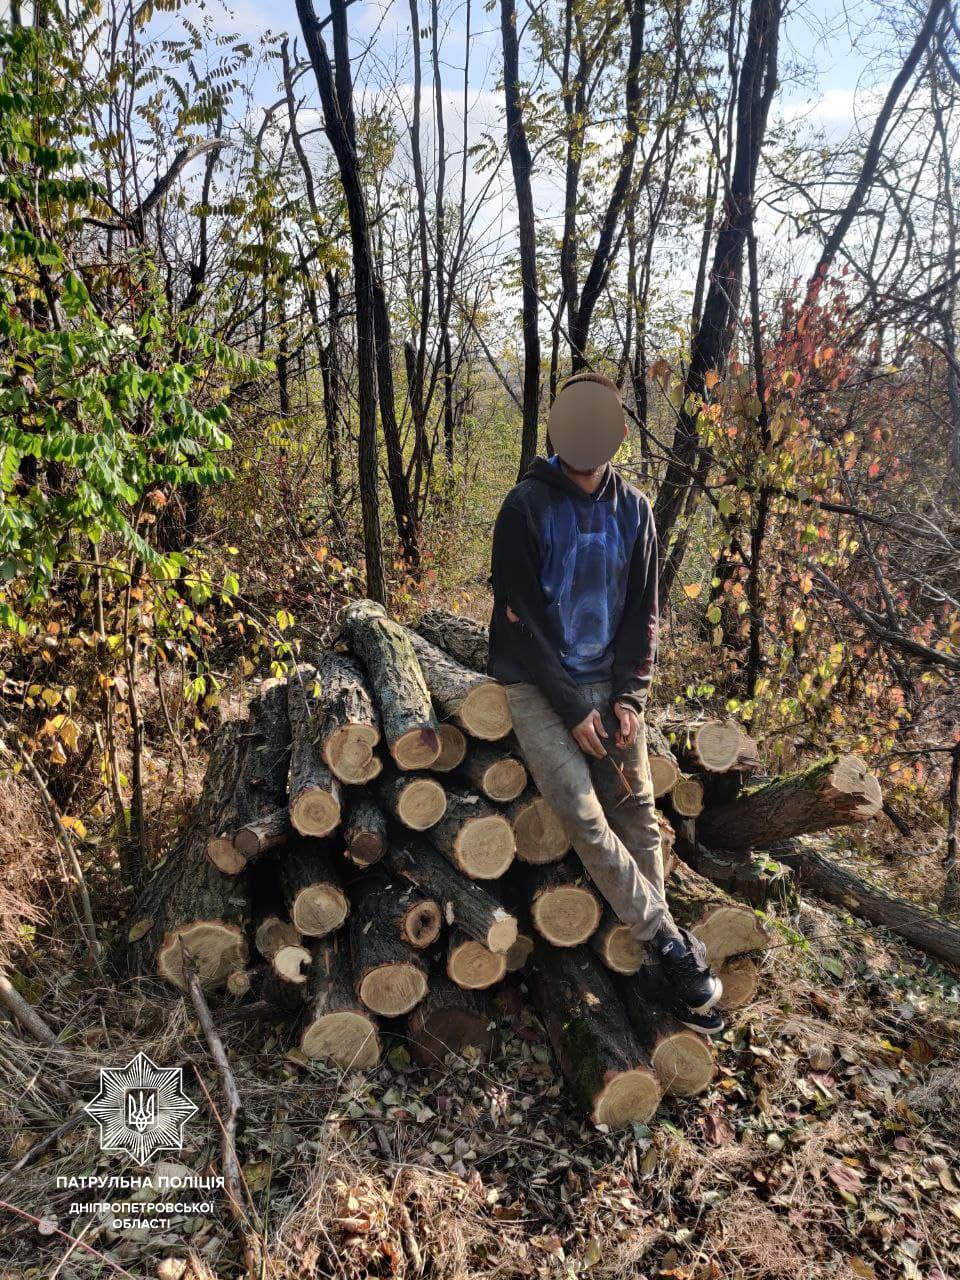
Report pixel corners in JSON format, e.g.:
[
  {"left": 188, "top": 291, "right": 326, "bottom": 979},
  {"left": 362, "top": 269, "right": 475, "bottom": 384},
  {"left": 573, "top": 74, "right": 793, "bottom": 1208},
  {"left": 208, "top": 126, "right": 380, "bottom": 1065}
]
[
  {"left": 682, "top": 583, "right": 702, "bottom": 599},
  {"left": 704, "top": 369, "right": 720, "bottom": 391},
  {"left": 60, "top": 815, "right": 87, "bottom": 839},
  {"left": 40, "top": 688, "right": 61, "bottom": 707},
  {"left": 849, "top": 1260, "right": 875, "bottom": 1279},
  {"left": 49, "top": 742, "right": 67, "bottom": 765}
]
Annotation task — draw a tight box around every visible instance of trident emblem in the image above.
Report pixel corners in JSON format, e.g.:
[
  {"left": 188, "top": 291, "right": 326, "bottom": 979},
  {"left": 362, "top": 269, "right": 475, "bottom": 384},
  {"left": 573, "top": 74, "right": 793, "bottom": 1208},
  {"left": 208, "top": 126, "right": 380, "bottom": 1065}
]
[{"left": 125, "top": 1088, "right": 158, "bottom": 1133}]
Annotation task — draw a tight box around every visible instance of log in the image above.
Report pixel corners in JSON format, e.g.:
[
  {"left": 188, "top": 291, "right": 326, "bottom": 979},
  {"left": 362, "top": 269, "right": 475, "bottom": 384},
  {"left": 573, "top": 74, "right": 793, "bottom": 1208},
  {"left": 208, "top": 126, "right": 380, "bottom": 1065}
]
[
  {"left": 674, "top": 719, "right": 748, "bottom": 772},
  {"left": 125, "top": 721, "right": 251, "bottom": 991},
  {"left": 207, "top": 680, "right": 292, "bottom": 873},
  {"left": 313, "top": 650, "right": 382, "bottom": 784},
  {"left": 376, "top": 770, "right": 447, "bottom": 831},
  {"left": 406, "top": 630, "right": 511, "bottom": 741},
  {"left": 458, "top": 741, "right": 528, "bottom": 802},
  {"left": 351, "top": 872, "right": 443, "bottom": 950},
  {"left": 417, "top": 608, "right": 489, "bottom": 672},
  {"left": 506, "top": 788, "right": 570, "bottom": 864},
  {"left": 667, "top": 861, "right": 771, "bottom": 965},
  {"left": 677, "top": 843, "right": 797, "bottom": 911},
  {"left": 528, "top": 859, "right": 602, "bottom": 947},
  {"left": 342, "top": 794, "right": 388, "bottom": 866},
  {"left": 504, "top": 931, "right": 535, "bottom": 972},
  {"left": 646, "top": 722, "right": 681, "bottom": 798},
  {"left": 589, "top": 908, "right": 646, "bottom": 974},
  {"left": 272, "top": 942, "right": 312, "bottom": 985},
  {"left": 253, "top": 912, "right": 300, "bottom": 961},
  {"left": 616, "top": 968, "right": 716, "bottom": 1097},
  {"left": 300, "top": 938, "right": 381, "bottom": 1070},
  {"left": 425, "top": 785, "right": 515, "bottom": 879},
  {"left": 715, "top": 956, "right": 760, "bottom": 1010},
  {"left": 279, "top": 840, "right": 350, "bottom": 938},
  {"left": 407, "top": 971, "right": 495, "bottom": 1068},
  {"left": 527, "top": 944, "right": 661, "bottom": 1128},
  {"left": 697, "top": 754, "right": 883, "bottom": 851},
  {"left": 349, "top": 875, "right": 429, "bottom": 1016},
  {"left": 669, "top": 776, "right": 704, "bottom": 818},
  {"left": 433, "top": 723, "right": 467, "bottom": 772},
  {"left": 341, "top": 599, "right": 441, "bottom": 769},
  {"left": 447, "top": 932, "right": 507, "bottom": 989},
  {"left": 225, "top": 969, "right": 254, "bottom": 998},
  {"left": 774, "top": 838, "right": 960, "bottom": 967},
  {"left": 287, "top": 664, "right": 343, "bottom": 838},
  {"left": 385, "top": 836, "right": 518, "bottom": 953}
]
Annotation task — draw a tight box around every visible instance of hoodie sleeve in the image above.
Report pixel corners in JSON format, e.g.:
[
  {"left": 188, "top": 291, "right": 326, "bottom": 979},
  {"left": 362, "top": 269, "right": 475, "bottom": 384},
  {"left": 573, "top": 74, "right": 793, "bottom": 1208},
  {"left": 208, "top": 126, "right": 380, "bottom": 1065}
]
[
  {"left": 610, "top": 497, "right": 659, "bottom": 713},
  {"left": 491, "top": 498, "right": 594, "bottom": 729}
]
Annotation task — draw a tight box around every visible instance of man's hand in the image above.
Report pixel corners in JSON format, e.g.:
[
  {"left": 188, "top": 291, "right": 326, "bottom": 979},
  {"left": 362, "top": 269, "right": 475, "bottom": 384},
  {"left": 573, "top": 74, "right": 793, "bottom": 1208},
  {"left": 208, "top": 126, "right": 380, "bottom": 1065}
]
[
  {"left": 571, "top": 709, "right": 608, "bottom": 758},
  {"left": 613, "top": 701, "right": 640, "bottom": 749}
]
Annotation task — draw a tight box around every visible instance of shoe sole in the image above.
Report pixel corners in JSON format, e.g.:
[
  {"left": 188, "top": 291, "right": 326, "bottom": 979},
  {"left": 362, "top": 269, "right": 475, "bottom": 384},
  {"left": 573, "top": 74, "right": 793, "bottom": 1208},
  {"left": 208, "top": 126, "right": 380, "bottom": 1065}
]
[
  {"left": 675, "top": 1012, "right": 725, "bottom": 1037},
  {"left": 686, "top": 975, "right": 723, "bottom": 1015}
]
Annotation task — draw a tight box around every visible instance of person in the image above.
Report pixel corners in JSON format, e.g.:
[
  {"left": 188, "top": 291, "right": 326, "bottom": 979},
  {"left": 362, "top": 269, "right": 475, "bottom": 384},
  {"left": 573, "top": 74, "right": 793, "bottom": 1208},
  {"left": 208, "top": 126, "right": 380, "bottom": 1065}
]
[{"left": 488, "top": 370, "right": 723, "bottom": 1034}]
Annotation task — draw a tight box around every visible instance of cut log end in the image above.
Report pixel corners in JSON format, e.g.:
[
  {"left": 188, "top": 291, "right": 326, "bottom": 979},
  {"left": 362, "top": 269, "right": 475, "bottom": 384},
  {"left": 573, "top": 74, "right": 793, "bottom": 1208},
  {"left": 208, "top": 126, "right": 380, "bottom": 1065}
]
[
  {"left": 396, "top": 777, "right": 447, "bottom": 830},
  {"left": 650, "top": 1032, "right": 715, "bottom": 1097},
  {"left": 487, "top": 910, "right": 519, "bottom": 955},
  {"left": 694, "top": 720, "right": 745, "bottom": 771},
  {"left": 454, "top": 815, "right": 515, "bottom": 878},
  {"left": 671, "top": 777, "right": 705, "bottom": 817},
  {"left": 480, "top": 757, "right": 528, "bottom": 802},
  {"left": 600, "top": 923, "right": 646, "bottom": 974},
  {"left": 512, "top": 796, "right": 570, "bottom": 864},
  {"left": 157, "top": 922, "right": 248, "bottom": 993},
  {"left": 301, "top": 1010, "right": 381, "bottom": 1070},
  {"left": 716, "top": 956, "right": 760, "bottom": 1009},
  {"left": 206, "top": 834, "right": 247, "bottom": 876},
  {"left": 273, "top": 943, "right": 312, "bottom": 984},
  {"left": 393, "top": 727, "right": 441, "bottom": 770},
  {"left": 291, "top": 884, "right": 350, "bottom": 938},
  {"left": 358, "top": 963, "right": 428, "bottom": 1016},
  {"left": 650, "top": 755, "right": 680, "bottom": 798},
  {"left": 290, "top": 789, "right": 342, "bottom": 838},
  {"left": 532, "top": 885, "right": 602, "bottom": 947},
  {"left": 401, "top": 899, "right": 443, "bottom": 949},
  {"left": 345, "top": 831, "right": 385, "bottom": 867},
  {"left": 593, "top": 1068, "right": 661, "bottom": 1128},
  {"left": 458, "top": 683, "right": 512, "bottom": 740},
  {"left": 504, "top": 932, "right": 535, "bottom": 972},
  {"left": 447, "top": 939, "right": 507, "bottom": 989},
  {"left": 323, "top": 723, "right": 381, "bottom": 784},
  {"left": 225, "top": 969, "right": 253, "bottom": 998},
  {"left": 433, "top": 724, "right": 468, "bottom": 771},
  {"left": 692, "top": 905, "right": 770, "bottom": 966},
  {"left": 255, "top": 914, "right": 300, "bottom": 960},
  {"left": 831, "top": 755, "right": 883, "bottom": 819}
]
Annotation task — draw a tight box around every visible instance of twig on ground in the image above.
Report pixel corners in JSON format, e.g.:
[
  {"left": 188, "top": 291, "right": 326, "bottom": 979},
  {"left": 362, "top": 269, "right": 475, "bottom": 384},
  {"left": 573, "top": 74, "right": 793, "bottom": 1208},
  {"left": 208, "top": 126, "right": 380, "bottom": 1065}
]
[
  {"left": 0, "top": 1112, "right": 85, "bottom": 1190},
  {"left": 0, "top": 1200, "right": 139, "bottom": 1278},
  {"left": 0, "top": 972, "right": 59, "bottom": 1047}
]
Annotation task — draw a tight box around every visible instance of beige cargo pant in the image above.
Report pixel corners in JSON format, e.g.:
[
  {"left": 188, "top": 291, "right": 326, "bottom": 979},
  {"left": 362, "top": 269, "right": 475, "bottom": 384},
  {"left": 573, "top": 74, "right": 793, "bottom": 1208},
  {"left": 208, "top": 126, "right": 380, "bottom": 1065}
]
[{"left": 505, "top": 680, "right": 669, "bottom": 941}]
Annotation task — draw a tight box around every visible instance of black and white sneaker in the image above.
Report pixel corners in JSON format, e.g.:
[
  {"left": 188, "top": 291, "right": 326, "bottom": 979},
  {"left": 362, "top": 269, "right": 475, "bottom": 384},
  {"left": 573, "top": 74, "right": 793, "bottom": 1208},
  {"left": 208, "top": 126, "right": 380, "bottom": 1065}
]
[
  {"left": 656, "top": 929, "right": 723, "bottom": 1014},
  {"left": 672, "top": 1005, "right": 725, "bottom": 1037}
]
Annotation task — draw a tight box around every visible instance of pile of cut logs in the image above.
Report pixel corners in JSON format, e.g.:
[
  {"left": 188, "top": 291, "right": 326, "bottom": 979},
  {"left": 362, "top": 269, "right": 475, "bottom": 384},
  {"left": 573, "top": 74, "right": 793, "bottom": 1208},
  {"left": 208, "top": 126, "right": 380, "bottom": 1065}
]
[{"left": 124, "top": 603, "right": 883, "bottom": 1128}]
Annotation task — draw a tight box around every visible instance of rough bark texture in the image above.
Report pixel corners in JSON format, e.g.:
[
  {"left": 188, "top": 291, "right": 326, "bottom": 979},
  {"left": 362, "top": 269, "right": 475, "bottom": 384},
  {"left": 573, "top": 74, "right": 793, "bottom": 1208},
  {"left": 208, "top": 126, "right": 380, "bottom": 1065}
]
[
  {"left": 407, "top": 971, "right": 495, "bottom": 1068},
  {"left": 125, "top": 721, "right": 251, "bottom": 991},
  {"left": 528, "top": 944, "right": 661, "bottom": 1128},
  {"left": 406, "top": 629, "right": 511, "bottom": 740},
  {"left": 774, "top": 838, "right": 960, "bottom": 967},
  {"left": 300, "top": 937, "right": 381, "bottom": 1069},
  {"left": 385, "top": 836, "right": 518, "bottom": 952},
  {"left": 698, "top": 755, "right": 883, "bottom": 851},
  {"left": 667, "top": 861, "right": 771, "bottom": 965},
  {"left": 458, "top": 741, "right": 528, "bottom": 801},
  {"left": 616, "top": 968, "right": 716, "bottom": 1097},
  {"left": 342, "top": 794, "right": 388, "bottom": 866},
  {"left": 287, "top": 664, "right": 343, "bottom": 837},
  {"left": 677, "top": 843, "right": 797, "bottom": 911},
  {"left": 349, "top": 875, "right": 429, "bottom": 1015},
  {"left": 207, "top": 680, "right": 291, "bottom": 872},
  {"left": 425, "top": 785, "right": 515, "bottom": 878},
  {"left": 417, "top": 608, "right": 489, "bottom": 672},
  {"left": 312, "top": 649, "right": 382, "bottom": 784},
  {"left": 341, "top": 599, "right": 440, "bottom": 768},
  {"left": 279, "top": 840, "right": 349, "bottom": 938}
]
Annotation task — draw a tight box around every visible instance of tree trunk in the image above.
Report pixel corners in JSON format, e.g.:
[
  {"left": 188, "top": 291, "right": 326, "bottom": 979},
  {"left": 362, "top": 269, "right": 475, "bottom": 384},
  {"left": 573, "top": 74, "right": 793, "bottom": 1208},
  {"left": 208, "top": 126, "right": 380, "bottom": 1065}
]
[
  {"left": 342, "top": 794, "right": 388, "bottom": 866},
  {"left": 287, "top": 664, "right": 343, "bottom": 838},
  {"left": 341, "top": 600, "right": 440, "bottom": 769},
  {"left": 527, "top": 944, "right": 661, "bottom": 1128},
  {"left": 407, "top": 971, "right": 495, "bottom": 1068},
  {"left": 425, "top": 785, "right": 515, "bottom": 879},
  {"left": 349, "top": 875, "right": 429, "bottom": 1015},
  {"left": 417, "top": 608, "right": 489, "bottom": 672},
  {"left": 254, "top": 911, "right": 300, "bottom": 962},
  {"left": 616, "top": 968, "right": 716, "bottom": 1097},
  {"left": 698, "top": 755, "right": 883, "bottom": 852},
  {"left": 589, "top": 907, "right": 646, "bottom": 974},
  {"left": 677, "top": 843, "right": 797, "bottom": 911},
  {"left": 667, "top": 861, "right": 771, "bottom": 965},
  {"left": 376, "top": 771, "right": 447, "bottom": 831},
  {"left": 279, "top": 840, "right": 350, "bottom": 938},
  {"left": 447, "top": 932, "right": 507, "bottom": 989},
  {"left": 433, "top": 723, "right": 468, "bottom": 772},
  {"left": 385, "top": 836, "right": 518, "bottom": 953},
  {"left": 300, "top": 937, "right": 381, "bottom": 1070},
  {"left": 458, "top": 741, "right": 527, "bottom": 801},
  {"left": 506, "top": 788, "right": 570, "bottom": 864},
  {"left": 406, "top": 630, "right": 511, "bottom": 741},
  {"left": 125, "top": 722, "right": 251, "bottom": 991},
  {"left": 526, "top": 859, "right": 602, "bottom": 947},
  {"left": 312, "top": 650, "right": 382, "bottom": 784}
]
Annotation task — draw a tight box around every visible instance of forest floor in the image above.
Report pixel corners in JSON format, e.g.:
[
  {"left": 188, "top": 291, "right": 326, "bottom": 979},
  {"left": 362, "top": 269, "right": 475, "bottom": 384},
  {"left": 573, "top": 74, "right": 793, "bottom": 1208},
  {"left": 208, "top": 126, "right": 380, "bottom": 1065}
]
[{"left": 1, "top": 823, "right": 959, "bottom": 1280}]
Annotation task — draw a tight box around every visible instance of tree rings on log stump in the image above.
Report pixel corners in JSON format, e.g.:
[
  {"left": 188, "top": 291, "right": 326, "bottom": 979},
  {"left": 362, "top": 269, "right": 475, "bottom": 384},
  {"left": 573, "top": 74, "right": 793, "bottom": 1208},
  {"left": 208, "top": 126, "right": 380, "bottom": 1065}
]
[
  {"left": 273, "top": 943, "right": 312, "bottom": 984},
  {"left": 618, "top": 970, "right": 715, "bottom": 1097},
  {"left": 433, "top": 723, "right": 468, "bottom": 772},
  {"left": 300, "top": 939, "right": 381, "bottom": 1070},
  {"left": 280, "top": 842, "right": 350, "bottom": 938},
  {"left": 427, "top": 787, "right": 515, "bottom": 878},
  {"left": 650, "top": 755, "right": 680, "bottom": 798},
  {"left": 287, "top": 665, "right": 343, "bottom": 838},
  {"left": 507, "top": 790, "right": 570, "bottom": 864},
  {"left": 254, "top": 913, "right": 300, "bottom": 961},
  {"left": 459, "top": 743, "right": 527, "bottom": 801},
  {"left": 158, "top": 921, "right": 248, "bottom": 993},
  {"left": 407, "top": 974, "right": 494, "bottom": 1068},
  {"left": 398, "top": 893, "right": 443, "bottom": 950},
  {"left": 350, "top": 876, "right": 429, "bottom": 1016},
  {"left": 447, "top": 934, "right": 507, "bottom": 989},
  {"left": 377, "top": 772, "right": 447, "bottom": 831},
  {"left": 407, "top": 631, "right": 511, "bottom": 741},
  {"left": 225, "top": 969, "right": 254, "bottom": 998},
  {"left": 530, "top": 864, "right": 602, "bottom": 947},
  {"left": 670, "top": 776, "right": 704, "bottom": 817},
  {"left": 590, "top": 910, "right": 645, "bottom": 974},
  {"left": 686, "top": 720, "right": 745, "bottom": 772},
  {"left": 311, "top": 651, "right": 383, "bottom": 785},
  {"left": 668, "top": 863, "right": 770, "bottom": 965},
  {"left": 715, "top": 956, "right": 760, "bottom": 1010}
]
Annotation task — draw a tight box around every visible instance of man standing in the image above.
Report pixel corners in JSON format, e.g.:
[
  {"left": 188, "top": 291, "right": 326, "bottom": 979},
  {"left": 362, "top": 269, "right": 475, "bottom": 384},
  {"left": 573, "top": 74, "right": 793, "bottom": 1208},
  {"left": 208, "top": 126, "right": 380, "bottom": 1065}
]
[{"left": 488, "top": 371, "right": 723, "bottom": 1033}]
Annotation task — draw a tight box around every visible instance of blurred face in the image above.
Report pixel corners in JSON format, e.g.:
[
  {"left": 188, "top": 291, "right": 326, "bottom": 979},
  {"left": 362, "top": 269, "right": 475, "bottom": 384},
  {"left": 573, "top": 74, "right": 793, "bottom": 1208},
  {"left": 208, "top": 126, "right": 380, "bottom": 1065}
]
[{"left": 547, "top": 379, "right": 627, "bottom": 470}]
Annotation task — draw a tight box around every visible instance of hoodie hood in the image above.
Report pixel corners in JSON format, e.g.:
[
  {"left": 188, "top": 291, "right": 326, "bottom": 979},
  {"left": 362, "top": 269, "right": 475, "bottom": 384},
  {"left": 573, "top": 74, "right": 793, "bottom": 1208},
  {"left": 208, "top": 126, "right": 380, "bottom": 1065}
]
[{"left": 526, "top": 455, "right": 615, "bottom": 502}]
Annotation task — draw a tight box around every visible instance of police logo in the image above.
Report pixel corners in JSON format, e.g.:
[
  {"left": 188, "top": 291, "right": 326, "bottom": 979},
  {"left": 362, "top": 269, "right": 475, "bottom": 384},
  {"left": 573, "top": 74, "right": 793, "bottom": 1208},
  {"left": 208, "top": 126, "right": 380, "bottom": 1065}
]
[{"left": 85, "top": 1052, "right": 198, "bottom": 1164}]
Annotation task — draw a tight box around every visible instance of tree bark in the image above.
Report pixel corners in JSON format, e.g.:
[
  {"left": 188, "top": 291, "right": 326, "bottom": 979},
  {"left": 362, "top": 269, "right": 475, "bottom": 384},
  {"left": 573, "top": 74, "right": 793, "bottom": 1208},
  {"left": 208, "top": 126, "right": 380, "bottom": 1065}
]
[
  {"left": 376, "top": 770, "right": 447, "bottom": 831},
  {"left": 667, "top": 861, "right": 771, "bottom": 965},
  {"left": 349, "top": 875, "right": 429, "bottom": 1015},
  {"left": 342, "top": 794, "right": 388, "bottom": 866},
  {"left": 457, "top": 741, "right": 528, "bottom": 801},
  {"left": 406, "top": 630, "right": 511, "bottom": 740},
  {"left": 417, "top": 608, "right": 489, "bottom": 672},
  {"left": 312, "top": 650, "right": 382, "bottom": 784},
  {"left": 407, "top": 970, "right": 495, "bottom": 1068},
  {"left": 279, "top": 839, "right": 350, "bottom": 938},
  {"left": 616, "top": 968, "right": 716, "bottom": 1097},
  {"left": 287, "top": 664, "right": 343, "bottom": 838},
  {"left": 300, "top": 936, "right": 381, "bottom": 1069}
]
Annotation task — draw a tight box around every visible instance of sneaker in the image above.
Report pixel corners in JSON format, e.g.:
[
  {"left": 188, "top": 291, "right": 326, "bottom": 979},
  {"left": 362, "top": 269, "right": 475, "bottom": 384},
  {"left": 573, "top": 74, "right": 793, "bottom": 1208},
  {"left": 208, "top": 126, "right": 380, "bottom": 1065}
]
[
  {"left": 672, "top": 1005, "right": 725, "bottom": 1037},
  {"left": 656, "top": 930, "right": 723, "bottom": 1013}
]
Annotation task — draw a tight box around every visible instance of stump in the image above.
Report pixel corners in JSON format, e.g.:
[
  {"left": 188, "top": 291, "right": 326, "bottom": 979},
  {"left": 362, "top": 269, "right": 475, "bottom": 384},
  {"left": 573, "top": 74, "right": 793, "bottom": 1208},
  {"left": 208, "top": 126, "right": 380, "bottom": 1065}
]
[
  {"left": 447, "top": 933, "right": 507, "bottom": 989},
  {"left": 529, "top": 860, "right": 602, "bottom": 947},
  {"left": 342, "top": 795, "right": 388, "bottom": 866},
  {"left": 617, "top": 969, "right": 716, "bottom": 1097},
  {"left": 506, "top": 789, "right": 570, "bottom": 864},
  {"left": 341, "top": 599, "right": 441, "bottom": 769},
  {"left": 669, "top": 776, "right": 704, "bottom": 818},
  {"left": 350, "top": 876, "right": 429, "bottom": 1016},
  {"left": 377, "top": 771, "right": 447, "bottom": 831},
  {"left": 407, "top": 972, "right": 495, "bottom": 1068},
  {"left": 676, "top": 719, "right": 747, "bottom": 772},
  {"left": 458, "top": 742, "right": 528, "bottom": 802},
  {"left": 385, "top": 837, "right": 518, "bottom": 953},
  {"left": 425, "top": 785, "right": 515, "bottom": 879},
  {"left": 407, "top": 630, "right": 511, "bottom": 741},
  {"left": 287, "top": 665, "right": 343, "bottom": 838},
  {"left": 715, "top": 956, "right": 760, "bottom": 1010},
  {"left": 279, "top": 841, "right": 350, "bottom": 938},
  {"left": 417, "top": 608, "right": 489, "bottom": 672},
  {"left": 300, "top": 938, "right": 381, "bottom": 1070},
  {"left": 528, "top": 945, "right": 661, "bottom": 1128}
]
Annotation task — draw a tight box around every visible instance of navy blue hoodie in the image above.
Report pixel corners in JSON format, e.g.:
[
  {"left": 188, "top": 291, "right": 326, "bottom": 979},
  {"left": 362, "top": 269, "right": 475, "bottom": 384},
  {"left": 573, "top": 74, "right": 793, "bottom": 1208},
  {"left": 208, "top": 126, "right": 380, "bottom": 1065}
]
[{"left": 488, "top": 456, "right": 658, "bottom": 728}]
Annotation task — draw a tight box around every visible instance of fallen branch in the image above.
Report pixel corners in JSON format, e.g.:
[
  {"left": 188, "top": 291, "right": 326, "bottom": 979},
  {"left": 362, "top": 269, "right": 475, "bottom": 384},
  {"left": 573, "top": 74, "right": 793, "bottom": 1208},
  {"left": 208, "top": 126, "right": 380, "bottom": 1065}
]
[{"left": 0, "top": 972, "right": 59, "bottom": 1047}]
